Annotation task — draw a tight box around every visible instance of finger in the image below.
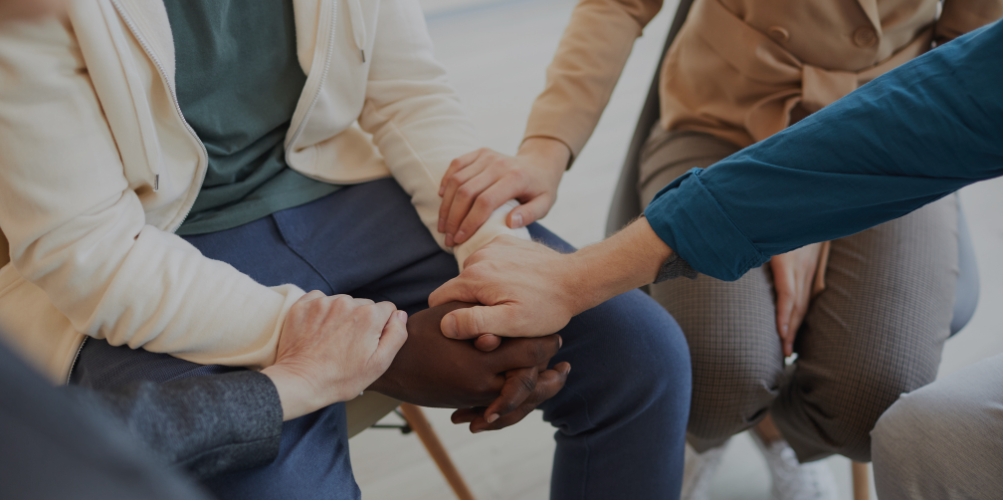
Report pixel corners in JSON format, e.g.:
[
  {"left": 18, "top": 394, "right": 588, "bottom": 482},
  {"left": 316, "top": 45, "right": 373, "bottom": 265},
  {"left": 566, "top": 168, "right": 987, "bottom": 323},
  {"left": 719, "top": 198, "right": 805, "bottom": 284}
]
[
  {"left": 370, "top": 300, "right": 399, "bottom": 326},
  {"left": 440, "top": 149, "right": 484, "bottom": 197},
  {"left": 439, "top": 158, "right": 492, "bottom": 242},
  {"left": 487, "top": 335, "right": 562, "bottom": 373},
  {"left": 440, "top": 303, "right": 532, "bottom": 340},
  {"left": 483, "top": 367, "right": 538, "bottom": 423},
  {"left": 439, "top": 157, "right": 489, "bottom": 235},
  {"left": 507, "top": 193, "right": 554, "bottom": 229},
  {"left": 444, "top": 165, "right": 504, "bottom": 244},
  {"left": 474, "top": 334, "right": 502, "bottom": 352},
  {"left": 300, "top": 290, "right": 327, "bottom": 302},
  {"left": 453, "top": 175, "right": 524, "bottom": 244},
  {"left": 374, "top": 310, "right": 409, "bottom": 364},
  {"left": 428, "top": 276, "right": 481, "bottom": 308},
  {"left": 469, "top": 363, "right": 569, "bottom": 433},
  {"left": 786, "top": 292, "right": 811, "bottom": 356},
  {"left": 450, "top": 407, "right": 484, "bottom": 425}
]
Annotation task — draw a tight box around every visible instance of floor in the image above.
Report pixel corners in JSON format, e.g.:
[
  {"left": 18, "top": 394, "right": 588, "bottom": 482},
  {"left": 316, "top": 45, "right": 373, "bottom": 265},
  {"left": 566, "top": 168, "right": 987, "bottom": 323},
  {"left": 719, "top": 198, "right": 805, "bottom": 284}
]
[{"left": 348, "top": 0, "right": 1003, "bottom": 498}]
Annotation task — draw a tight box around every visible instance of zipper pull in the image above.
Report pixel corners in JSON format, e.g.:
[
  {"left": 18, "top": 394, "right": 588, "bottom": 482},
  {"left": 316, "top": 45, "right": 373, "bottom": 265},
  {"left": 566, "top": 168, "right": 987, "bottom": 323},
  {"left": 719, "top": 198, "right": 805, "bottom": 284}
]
[{"left": 154, "top": 174, "right": 160, "bottom": 192}]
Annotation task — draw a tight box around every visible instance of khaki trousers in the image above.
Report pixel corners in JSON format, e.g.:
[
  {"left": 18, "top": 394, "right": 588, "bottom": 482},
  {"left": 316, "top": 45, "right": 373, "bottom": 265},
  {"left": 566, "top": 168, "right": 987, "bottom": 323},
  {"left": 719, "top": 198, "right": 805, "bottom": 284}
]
[{"left": 638, "top": 127, "right": 959, "bottom": 462}]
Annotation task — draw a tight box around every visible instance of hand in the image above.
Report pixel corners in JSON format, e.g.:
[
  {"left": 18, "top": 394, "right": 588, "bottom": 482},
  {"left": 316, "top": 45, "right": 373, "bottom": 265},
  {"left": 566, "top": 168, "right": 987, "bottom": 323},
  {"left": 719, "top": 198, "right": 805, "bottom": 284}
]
[
  {"left": 369, "top": 302, "right": 570, "bottom": 432},
  {"left": 438, "top": 138, "right": 570, "bottom": 247},
  {"left": 769, "top": 243, "right": 823, "bottom": 356},
  {"left": 429, "top": 236, "right": 585, "bottom": 340},
  {"left": 262, "top": 291, "right": 408, "bottom": 421}
]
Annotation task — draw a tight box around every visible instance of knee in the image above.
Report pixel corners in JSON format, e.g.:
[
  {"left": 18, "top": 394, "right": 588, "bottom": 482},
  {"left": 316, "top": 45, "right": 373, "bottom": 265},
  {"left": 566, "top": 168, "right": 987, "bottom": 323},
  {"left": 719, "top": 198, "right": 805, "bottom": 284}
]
[
  {"left": 686, "top": 348, "right": 781, "bottom": 444},
  {"left": 687, "top": 366, "right": 778, "bottom": 444},
  {"left": 871, "top": 390, "right": 948, "bottom": 497},
  {"left": 605, "top": 291, "right": 692, "bottom": 405}
]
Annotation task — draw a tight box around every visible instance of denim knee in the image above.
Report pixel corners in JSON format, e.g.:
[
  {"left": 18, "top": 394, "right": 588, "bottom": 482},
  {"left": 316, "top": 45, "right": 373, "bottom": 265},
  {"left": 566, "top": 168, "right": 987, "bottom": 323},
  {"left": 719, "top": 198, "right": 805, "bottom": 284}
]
[{"left": 597, "top": 290, "right": 691, "bottom": 420}]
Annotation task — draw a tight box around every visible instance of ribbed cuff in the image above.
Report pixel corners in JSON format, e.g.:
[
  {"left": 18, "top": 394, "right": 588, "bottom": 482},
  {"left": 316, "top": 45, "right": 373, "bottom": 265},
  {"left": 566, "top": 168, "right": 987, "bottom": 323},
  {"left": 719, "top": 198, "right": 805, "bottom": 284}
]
[{"left": 644, "top": 168, "right": 768, "bottom": 282}]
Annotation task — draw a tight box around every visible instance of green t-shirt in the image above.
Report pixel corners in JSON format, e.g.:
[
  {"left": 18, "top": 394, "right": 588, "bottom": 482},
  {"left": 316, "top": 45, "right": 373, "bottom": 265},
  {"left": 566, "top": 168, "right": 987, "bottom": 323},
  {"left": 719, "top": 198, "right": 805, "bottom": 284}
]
[{"left": 166, "top": 0, "right": 341, "bottom": 236}]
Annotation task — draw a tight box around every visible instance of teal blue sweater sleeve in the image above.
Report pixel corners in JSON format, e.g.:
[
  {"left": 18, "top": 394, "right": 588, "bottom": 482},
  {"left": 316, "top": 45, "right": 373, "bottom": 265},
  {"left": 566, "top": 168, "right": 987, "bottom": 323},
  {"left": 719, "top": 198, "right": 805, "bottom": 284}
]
[{"left": 645, "top": 20, "right": 1003, "bottom": 282}]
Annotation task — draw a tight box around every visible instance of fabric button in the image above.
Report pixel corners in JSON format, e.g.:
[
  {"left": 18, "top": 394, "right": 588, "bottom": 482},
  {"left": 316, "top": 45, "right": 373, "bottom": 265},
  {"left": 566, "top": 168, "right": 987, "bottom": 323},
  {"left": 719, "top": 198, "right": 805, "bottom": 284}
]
[
  {"left": 853, "top": 26, "right": 877, "bottom": 47},
  {"left": 768, "top": 26, "right": 790, "bottom": 43}
]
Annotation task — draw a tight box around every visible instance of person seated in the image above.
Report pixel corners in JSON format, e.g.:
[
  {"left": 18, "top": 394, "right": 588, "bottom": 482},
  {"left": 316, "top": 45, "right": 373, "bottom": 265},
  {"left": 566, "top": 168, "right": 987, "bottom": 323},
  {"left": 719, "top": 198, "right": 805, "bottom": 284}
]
[
  {"left": 432, "top": 0, "right": 1001, "bottom": 497},
  {"left": 0, "top": 1, "right": 691, "bottom": 499}
]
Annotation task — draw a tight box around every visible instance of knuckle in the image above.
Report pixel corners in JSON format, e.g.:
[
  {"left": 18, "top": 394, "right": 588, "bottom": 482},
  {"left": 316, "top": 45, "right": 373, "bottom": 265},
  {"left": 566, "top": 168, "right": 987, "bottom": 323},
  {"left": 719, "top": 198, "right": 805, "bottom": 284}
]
[
  {"left": 508, "top": 167, "right": 528, "bottom": 183},
  {"left": 457, "top": 185, "right": 476, "bottom": 200},
  {"left": 518, "top": 373, "right": 537, "bottom": 394},
  {"left": 529, "top": 342, "right": 549, "bottom": 364},
  {"left": 473, "top": 195, "right": 495, "bottom": 212}
]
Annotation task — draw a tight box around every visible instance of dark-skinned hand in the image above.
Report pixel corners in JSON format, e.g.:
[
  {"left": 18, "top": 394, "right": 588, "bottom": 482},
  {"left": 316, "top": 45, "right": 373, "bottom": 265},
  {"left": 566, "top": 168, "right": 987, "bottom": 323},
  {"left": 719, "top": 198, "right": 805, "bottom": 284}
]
[{"left": 367, "top": 302, "right": 570, "bottom": 433}]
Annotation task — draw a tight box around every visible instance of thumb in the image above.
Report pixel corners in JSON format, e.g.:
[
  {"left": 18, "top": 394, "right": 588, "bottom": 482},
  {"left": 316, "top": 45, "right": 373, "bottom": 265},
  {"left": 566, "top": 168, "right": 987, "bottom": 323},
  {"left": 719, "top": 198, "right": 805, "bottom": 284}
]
[
  {"left": 428, "top": 277, "right": 479, "bottom": 308},
  {"left": 441, "top": 304, "right": 524, "bottom": 340},
  {"left": 508, "top": 195, "right": 553, "bottom": 229}
]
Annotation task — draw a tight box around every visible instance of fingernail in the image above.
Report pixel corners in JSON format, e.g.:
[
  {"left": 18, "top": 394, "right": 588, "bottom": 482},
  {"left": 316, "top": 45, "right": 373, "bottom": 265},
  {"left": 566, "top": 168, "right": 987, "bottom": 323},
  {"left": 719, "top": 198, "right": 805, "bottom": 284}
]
[
  {"left": 472, "top": 428, "right": 483, "bottom": 434},
  {"left": 397, "top": 310, "right": 408, "bottom": 322},
  {"left": 445, "top": 234, "right": 454, "bottom": 247},
  {"left": 510, "top": 212, "right": 523, "bottom": 228},
  {"left": 442, "top": 314, "right": 457, "bottom": 338},
  {"left": 558, "top": 336, "right": 563, "bottom": 349},
  {"left": 564, "top": 365, "right": 571, "bottom": 375},
  {"left": 782, "top": 325, "right": 788, "bottom": 335},
  {"left": 455, "top": 230, "right": 466, "bottom": 243},
  {"left": 486, "top": 413, "right": 499, "bottom": 423},
  {"left": 439, "top": 186, "right": 445, "bottom": 196}
]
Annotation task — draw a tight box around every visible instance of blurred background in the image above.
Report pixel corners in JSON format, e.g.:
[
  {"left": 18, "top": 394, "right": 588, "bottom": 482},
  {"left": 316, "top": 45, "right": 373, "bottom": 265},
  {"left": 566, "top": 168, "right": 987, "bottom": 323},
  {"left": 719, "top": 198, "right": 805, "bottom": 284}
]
[{"left": 349, "top": 0, "right": 1003, "bottom": 498}]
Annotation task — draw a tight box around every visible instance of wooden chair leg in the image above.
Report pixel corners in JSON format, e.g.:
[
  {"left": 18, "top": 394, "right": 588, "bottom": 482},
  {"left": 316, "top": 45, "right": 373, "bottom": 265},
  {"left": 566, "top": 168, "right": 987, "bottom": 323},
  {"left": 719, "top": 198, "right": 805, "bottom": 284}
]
[
  {"left": 852, "top": 461, "right": 870, "bottom": 500},
  {"left": 399, "top": 403, "right": 476, "bottom": 500}
]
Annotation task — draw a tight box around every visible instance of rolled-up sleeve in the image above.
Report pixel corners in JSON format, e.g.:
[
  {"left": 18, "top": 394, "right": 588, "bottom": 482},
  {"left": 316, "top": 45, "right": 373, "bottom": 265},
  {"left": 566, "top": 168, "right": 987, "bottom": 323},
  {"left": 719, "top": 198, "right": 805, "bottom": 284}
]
[{"left": 646, "top": 20, "right": 1003, "bottom": 281}]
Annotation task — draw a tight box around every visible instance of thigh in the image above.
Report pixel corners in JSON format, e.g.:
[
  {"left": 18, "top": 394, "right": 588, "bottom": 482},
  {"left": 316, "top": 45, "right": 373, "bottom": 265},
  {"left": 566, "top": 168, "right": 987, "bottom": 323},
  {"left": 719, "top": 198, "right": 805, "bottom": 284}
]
[
  {"left": 640, "top": 126, "right": 779, "bottom": 447},
  {"left": 71, "top": 338, "right": 359, "bottom": 499},
  {"left": 776, "top": 195, "right": 959, "bottom": 462},
  {"left": 872, "top": 353, "right": 1003, "bottom": 500},
  {"left": 270, "top": 178, "right": 457, "bottom": 312},
  {"left": 652, "top": 266, "right": 783, "bottom": 448}
]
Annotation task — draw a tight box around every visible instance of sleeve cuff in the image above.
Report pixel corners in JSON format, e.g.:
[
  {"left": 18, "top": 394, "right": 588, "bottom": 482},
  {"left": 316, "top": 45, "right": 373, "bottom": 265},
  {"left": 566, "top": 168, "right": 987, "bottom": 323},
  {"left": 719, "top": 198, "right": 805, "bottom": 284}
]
[
  {"left": 644, "top": 168, "right": 768, "bottom": 282},
  {"left": 453, "top": 200, "right": 531, "bottom": 270}
]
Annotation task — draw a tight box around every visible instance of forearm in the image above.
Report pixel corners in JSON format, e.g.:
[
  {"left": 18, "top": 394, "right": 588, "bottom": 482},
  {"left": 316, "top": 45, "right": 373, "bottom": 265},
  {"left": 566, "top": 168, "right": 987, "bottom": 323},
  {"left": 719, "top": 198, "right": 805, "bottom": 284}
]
[
  {"left": 569, "top": 217, "right": 672, "bottom": 314},
  {"left": 645, "top": 21, "right": 1003, "bottom": 281},
  {"left": 76, "top": 371, "right": 283, "bottom": 480},
  {"left": 523, "top": 0, "right": 662, "bottom": 161}
]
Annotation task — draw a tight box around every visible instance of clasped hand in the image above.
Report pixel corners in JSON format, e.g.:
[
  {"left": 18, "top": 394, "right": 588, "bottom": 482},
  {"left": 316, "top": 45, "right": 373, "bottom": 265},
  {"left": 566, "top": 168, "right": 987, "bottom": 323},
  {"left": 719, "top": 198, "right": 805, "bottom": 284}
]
[
  {"left": 369, "top": 302, "right": 570, "bottom": 433},
  {"left": 264, "top": 292, "right": 569, "bottom": 433}
]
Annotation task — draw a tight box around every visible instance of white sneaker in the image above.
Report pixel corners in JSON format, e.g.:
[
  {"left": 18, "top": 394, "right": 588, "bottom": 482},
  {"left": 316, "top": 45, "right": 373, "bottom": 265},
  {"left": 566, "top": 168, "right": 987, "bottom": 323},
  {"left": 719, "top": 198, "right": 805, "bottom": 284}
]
[
  {"left": 680, "top": 441, "right": 729, "bottom": 500},
  {"left": 750, "top": 432, "right": 839, "bottom": 500}
]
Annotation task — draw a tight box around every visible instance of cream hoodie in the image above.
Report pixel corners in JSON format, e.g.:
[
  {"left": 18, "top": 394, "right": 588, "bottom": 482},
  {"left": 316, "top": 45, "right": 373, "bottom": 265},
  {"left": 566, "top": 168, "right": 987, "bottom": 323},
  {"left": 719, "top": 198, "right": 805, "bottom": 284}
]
[{"left": 0, "top": 0, "right": 528, "bottom": 382}]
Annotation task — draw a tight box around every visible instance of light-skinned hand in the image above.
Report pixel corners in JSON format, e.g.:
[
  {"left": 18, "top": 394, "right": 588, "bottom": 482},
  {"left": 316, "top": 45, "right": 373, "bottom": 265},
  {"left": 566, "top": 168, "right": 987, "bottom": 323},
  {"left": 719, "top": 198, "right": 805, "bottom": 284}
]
[
  {"left": 769, "top": 242, "right": 823, "bottom": 357},
  {"left": 438, "top": 138, "right": 569, "bottom": 247},
  {"left": 368, "top": 302, "right": 570, "bottom": 432},
  {"left": 262, "top": 291, "right": 408, "bottom": 421},
  {"left": 428, "top": 236, "right": 585, "bottom": 340}
]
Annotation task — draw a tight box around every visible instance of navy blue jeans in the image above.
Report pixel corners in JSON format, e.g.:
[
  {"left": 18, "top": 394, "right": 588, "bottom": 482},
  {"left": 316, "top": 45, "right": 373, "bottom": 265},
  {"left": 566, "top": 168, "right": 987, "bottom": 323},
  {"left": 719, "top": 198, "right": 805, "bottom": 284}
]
[{"left": 71, "top": 178, "right": 691, "bottom": 500}]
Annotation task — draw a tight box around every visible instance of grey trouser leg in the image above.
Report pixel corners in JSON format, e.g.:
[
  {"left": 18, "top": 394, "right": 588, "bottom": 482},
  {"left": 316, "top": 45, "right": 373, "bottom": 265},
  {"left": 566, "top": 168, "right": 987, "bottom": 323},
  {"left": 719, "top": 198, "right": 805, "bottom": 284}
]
[
  {"left": 638, "top": 127, "right": 959, "bottom": 462},
  {"left": 872, "top": 353, "right": 1003, "bottom": 499}
]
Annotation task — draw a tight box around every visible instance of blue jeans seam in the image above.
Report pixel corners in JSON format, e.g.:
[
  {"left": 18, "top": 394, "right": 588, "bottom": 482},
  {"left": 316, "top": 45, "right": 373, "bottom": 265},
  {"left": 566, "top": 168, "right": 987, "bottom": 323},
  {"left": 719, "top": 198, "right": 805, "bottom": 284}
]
[{"left": 271, "top": 215, "right": 337, "bottom": 294}]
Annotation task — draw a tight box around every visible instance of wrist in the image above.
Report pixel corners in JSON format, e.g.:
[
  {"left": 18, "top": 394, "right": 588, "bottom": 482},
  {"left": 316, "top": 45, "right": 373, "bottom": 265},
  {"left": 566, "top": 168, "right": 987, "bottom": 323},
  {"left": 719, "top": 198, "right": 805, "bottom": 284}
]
[
  {"left": 567, "top": 218, "right": 674, "bottom": 312},
  {"left": 518, "top": 137, "right": 571, "bottom": 174},
  {"left": 261, "top": 364, "right": 325, "bottom": 421}
]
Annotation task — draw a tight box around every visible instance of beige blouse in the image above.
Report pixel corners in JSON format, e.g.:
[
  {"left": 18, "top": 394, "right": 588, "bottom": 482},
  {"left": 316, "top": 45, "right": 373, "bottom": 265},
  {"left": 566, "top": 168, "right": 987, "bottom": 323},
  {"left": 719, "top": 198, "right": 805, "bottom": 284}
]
[{"left": 524, "top": 0, "right": 1003, "bottom": 156}]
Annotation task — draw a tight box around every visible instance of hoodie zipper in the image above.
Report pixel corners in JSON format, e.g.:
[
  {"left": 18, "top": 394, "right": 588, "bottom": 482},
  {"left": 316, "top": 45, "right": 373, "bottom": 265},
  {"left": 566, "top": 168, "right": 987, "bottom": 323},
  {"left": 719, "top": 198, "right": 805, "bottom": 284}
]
[
  {"left": 286, "top": 0, "right": 339, "bottom": 164},
  {"left": 64, "top": 337, "right": 88, "bottom": 384},
  {"left": 110, "top": 0, "right": 209, "bottom": 232}
]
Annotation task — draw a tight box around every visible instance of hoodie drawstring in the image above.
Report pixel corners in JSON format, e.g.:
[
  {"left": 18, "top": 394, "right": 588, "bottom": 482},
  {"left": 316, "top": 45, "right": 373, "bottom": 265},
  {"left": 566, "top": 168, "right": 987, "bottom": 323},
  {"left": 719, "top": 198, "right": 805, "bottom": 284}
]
[{"left": 347, "top": 0, "right": 367, "bottom": 63}]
